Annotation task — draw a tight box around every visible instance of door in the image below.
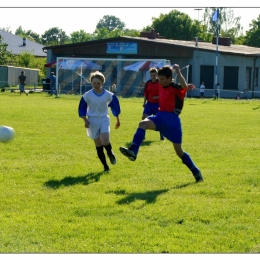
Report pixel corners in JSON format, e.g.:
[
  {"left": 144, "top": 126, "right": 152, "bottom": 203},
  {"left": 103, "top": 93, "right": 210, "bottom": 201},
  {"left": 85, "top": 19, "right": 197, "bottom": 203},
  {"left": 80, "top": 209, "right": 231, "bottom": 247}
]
[
  {"left": 223, "top": 67, "right": 239, "bottom": 90},
  {"left": 200, "top": 66, "right": 214, "bottom": 89}
]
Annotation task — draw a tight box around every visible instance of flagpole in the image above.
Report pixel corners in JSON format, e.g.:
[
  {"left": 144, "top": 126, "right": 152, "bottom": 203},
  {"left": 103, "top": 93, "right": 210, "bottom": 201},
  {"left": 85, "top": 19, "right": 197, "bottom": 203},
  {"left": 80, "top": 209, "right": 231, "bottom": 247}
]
[
  {"left": 215, "top": 28, "right": 218, "bottom": 96},
  {"left": 214, "top": 9, "right": 219, "bottom": 98}
]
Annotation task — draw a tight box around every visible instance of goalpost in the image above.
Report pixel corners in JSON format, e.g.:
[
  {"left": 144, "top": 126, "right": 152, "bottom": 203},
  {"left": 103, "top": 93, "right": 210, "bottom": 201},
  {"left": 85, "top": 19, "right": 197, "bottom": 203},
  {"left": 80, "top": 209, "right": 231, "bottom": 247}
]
[{"left": 55, "top": 57, "right": 171, "bottom": 97}]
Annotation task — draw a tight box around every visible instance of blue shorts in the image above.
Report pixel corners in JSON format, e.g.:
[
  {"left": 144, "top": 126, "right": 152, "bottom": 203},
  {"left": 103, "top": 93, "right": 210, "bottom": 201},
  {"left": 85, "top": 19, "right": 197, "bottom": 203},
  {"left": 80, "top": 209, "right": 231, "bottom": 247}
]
[
  {"left": 143, "top": 102, "right": 159, "bottom": 116},
  {"left": 19, "top": 84, "right": 25, "bottom": 91},
  {"left": 148, "top": 111, "right": 182, "bottom": 143}
]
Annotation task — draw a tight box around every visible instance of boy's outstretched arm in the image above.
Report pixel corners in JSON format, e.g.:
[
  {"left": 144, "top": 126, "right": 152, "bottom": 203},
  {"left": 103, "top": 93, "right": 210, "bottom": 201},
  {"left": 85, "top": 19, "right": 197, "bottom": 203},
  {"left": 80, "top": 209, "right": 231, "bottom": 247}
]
[
  {"left": 173, "top": 64, "right": 187, "bottom": 89},
  {"left": 108, "top": 95, "right": 121, "bottom": 129}
]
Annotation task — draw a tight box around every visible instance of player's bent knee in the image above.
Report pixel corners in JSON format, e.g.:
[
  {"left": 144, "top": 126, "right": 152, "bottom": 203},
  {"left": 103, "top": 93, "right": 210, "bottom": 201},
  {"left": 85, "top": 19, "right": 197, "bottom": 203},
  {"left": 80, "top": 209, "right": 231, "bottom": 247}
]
[
  {"left": 142, "top": 114, "right": 147, "bottom": 120},
  {"left": 139, "top": 119, "right": 156, "bottom": 130}
]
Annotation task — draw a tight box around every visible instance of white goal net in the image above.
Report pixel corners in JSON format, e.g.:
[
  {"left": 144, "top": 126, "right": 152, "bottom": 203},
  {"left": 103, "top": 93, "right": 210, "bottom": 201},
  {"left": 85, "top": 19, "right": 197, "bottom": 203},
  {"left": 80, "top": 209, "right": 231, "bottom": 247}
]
[{"left": 55, "top": 57, "right": 171, "bottom": 97}]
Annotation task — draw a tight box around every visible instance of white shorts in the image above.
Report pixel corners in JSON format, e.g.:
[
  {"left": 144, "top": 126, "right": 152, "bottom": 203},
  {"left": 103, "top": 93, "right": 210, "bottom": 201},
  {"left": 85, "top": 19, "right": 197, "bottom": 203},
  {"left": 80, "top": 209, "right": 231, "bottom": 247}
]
[{"left": 86, "top": 116, "right": 110, "bottom": 140}]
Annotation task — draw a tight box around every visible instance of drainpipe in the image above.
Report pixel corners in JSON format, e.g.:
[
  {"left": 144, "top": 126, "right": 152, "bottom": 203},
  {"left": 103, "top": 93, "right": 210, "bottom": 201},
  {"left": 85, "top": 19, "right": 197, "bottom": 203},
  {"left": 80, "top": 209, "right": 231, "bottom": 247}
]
[
  {"left": 252, "top": 56, "right": 257, "bottom": 98},
  {"left": 252, "top": 57, "right": 257, "bottom": 98}
]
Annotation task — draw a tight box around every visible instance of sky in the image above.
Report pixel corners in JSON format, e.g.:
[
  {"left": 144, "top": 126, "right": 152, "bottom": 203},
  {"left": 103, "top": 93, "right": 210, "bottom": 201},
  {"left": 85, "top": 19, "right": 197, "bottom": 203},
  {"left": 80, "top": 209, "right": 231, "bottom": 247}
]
[{"left": 0, "top": 1, "right": 260, "bottom": 36}]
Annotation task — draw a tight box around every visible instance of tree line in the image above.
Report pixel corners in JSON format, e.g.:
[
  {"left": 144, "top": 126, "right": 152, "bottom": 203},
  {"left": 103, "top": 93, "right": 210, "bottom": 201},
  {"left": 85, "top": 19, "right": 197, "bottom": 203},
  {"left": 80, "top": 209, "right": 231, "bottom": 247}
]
[
  {"left": 1, "top": 9, "right": 260, "bottom": 47},
  {"left": 1, "top": 8, "right": 260, "bottom": 82}
]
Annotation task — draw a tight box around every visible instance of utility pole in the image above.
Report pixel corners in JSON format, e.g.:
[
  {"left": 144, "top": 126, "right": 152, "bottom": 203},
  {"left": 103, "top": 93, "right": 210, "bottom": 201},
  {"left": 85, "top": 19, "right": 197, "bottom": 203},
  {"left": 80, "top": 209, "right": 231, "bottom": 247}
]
[
  {"left": 194, "top": 8, "right": 202, "bottom": 22},
  {"left": 194, "top": 9, "right": 202, "bottom": 46}
]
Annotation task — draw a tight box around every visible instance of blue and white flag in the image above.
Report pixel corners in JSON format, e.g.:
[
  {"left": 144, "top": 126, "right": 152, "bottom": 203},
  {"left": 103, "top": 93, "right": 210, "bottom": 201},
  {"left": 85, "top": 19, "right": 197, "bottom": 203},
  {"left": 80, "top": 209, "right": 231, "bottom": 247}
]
[{"left": 212, "top": 9, "right": 219, "bottom": 22}]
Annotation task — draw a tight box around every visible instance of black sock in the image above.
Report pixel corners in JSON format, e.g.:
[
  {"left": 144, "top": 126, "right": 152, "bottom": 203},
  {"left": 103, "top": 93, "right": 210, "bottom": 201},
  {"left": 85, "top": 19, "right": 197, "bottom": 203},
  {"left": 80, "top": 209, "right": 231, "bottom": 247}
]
[
  {"left": 96, "top": 146, "right": 108, "bottom": 167},
  {"left": 104, "top": 143, "right": 112, "bottom": 155}
]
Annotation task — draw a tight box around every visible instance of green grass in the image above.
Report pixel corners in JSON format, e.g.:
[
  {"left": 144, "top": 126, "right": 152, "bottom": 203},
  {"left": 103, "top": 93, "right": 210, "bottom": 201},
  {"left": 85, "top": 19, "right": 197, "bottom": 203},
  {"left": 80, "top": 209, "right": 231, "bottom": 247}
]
[{"left": 0, "top": 92, "right": 260, "bottom": 253}]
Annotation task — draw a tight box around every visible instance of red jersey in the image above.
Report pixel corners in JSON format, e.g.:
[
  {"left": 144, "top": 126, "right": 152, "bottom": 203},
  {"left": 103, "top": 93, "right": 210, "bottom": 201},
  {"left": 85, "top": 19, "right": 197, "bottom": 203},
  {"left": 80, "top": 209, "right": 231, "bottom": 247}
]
[
  {"left": 144, "top": 79, "right": 160, "bottom": 103},
  {"left": 158, "top": 82, "right": 187, "bottom": 115}
]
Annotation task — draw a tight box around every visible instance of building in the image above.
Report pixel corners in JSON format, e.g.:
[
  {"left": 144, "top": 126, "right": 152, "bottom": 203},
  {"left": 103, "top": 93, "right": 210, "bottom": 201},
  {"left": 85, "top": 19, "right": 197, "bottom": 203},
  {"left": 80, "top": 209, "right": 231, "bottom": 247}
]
[
  {"left": 42, "top": 31, "right": 260, "bottom": 98},
  {"left": 0, "top": 30, "right": 47, "bottom": 88},
  {"left": 0, "top": 65, "right": 39, "bottom": 88},
  {"left": 0, "top": 29, "right": 46, "bottom": 57}
]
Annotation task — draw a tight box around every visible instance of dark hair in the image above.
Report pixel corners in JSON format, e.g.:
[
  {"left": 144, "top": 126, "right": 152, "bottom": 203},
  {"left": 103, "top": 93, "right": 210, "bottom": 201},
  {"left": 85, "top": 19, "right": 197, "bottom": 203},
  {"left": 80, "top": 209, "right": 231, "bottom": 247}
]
[
  {"left": 21, "top": 71, "right": 24, "bottom": 74},
  {"left": 51, "top": 72, "right": 54, "bottom": 75},
  {"left": 158, "top": 66, "right": 172, "bottom": 78}
]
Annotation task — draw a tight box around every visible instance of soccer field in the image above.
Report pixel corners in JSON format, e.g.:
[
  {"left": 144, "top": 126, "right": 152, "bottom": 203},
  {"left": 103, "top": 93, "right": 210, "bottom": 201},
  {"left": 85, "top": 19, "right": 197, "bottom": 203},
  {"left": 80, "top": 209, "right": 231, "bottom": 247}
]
[{"left": 0, "top": 92, "right": 259, "bottom": 253}]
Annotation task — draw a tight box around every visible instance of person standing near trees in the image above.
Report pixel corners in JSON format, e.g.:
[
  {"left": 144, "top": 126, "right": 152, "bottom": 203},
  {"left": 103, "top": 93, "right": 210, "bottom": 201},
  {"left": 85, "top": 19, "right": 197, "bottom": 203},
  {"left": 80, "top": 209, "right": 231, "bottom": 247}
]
[{"left": 18, "top": 71, "right": 26, "bottom": 95}]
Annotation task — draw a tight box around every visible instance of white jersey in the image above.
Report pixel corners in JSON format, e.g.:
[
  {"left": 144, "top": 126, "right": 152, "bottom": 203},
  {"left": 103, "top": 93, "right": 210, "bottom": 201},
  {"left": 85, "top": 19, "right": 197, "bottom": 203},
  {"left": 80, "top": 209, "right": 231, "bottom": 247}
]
[{"left": 82, "top": 89, "right": 113, "bottom": 117}]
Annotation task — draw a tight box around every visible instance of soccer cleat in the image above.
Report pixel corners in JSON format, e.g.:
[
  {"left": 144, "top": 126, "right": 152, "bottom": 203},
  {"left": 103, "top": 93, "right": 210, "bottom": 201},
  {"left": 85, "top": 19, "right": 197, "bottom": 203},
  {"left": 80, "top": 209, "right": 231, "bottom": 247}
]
[
  {"left": 104, "top": 165, "right": 110, "bottom": 172},
  {"left": 160, "top": 133, "right": 164, "bottom": 141},
  {"left": 108, "top": 152, "right": 117, "bottom": 165},
  {"left": 194, "top": 170, "right": 203, "bottom": 182},
  {"left": 119, "top": 147, "right": 137, "bottom": 161}
]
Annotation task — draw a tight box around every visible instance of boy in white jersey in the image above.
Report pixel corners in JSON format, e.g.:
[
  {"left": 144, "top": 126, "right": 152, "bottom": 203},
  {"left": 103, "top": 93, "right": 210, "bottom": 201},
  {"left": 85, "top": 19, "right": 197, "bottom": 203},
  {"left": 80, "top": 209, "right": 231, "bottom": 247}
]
[{"left": 78, "top": 71, "right": 121, "bottom": 172}]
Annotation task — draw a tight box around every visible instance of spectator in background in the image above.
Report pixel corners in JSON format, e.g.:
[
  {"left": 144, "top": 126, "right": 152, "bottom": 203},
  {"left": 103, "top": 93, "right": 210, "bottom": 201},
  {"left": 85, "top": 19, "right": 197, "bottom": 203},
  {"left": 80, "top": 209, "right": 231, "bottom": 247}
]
[
  {"left": 50, "top": 72, "right": 57, "bottom": 96},
  {"left": 200, "top": 81, "right": 205, "bottom": 98},
  {"left": 111, "top": 84, "right": 117, "bottom": 95},
  {"left": 214, "top": 83, "right": 220, "bottom": 100},
  {"left": 18, "top": 71, "right": 26, "bottom": 95}
]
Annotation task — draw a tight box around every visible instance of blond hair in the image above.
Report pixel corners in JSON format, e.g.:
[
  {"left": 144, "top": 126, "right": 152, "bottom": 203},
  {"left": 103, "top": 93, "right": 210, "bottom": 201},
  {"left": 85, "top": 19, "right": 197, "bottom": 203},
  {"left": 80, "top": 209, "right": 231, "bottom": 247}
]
[
  {"left": 149, "top": 68, "right": 158, "bottom": 74},
  {"left": 89, "top": 71, "right": 105, "bottom": 84}
]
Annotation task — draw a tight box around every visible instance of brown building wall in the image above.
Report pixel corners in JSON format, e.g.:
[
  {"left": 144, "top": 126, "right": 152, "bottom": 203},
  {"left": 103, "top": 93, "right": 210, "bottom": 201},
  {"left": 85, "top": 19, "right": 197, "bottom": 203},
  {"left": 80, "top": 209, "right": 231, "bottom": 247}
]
[{"left": 51, "top": 40, "right": 193, "bottom": 59}]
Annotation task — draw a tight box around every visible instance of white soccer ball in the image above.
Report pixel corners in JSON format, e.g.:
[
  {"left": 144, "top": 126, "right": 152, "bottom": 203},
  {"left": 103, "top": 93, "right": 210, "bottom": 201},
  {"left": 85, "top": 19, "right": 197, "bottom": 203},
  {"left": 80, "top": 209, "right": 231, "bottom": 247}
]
[{"left": 0, "top": 125, "right": 16, "bottom": 143}]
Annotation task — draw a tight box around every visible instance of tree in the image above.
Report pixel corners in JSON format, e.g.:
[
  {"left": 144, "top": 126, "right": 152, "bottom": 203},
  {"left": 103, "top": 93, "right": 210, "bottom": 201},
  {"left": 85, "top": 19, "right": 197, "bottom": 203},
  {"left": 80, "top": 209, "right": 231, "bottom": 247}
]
[
  {"left": 15, "top": 50, "right": 35, "bottom": 68},
  {"left": 92, "top": 27, "right": 140, "bottom": 40},
  {"left": 148, "top": 10, "right": 200, "bottom": 40},
  {"left": 41, "top": 27, "right": 70, "bottom": 46},
  {"left": 12, "top": 50, "right": 46, "bottom": 82},
  {"left": 0, "top": 26, "right": 12, "bottom": 33},
  {"left": 203, "top": 8, "right": 243, "bottom": 44},
  {"left": 15, "top": 26, "right": 24, "bottom": 35},
  {"left": 244, "top": 15, "right": 260, "bottom": 47},
  {"left": 70, "top": 30, "right": 92, "bottom": 43},
  {"left": 15, "top": 26, "right": 41, "bottom": 43},
  {"left": 23, "top": 30, "right": 41, "bottom": 44},
  {"left": 0, "top": 35, "right": 14, "bottom": 65},
  {"left": 122, "top": 29, "right": 140, "bottom": 37},
  {"left": 96, "top": 15, "right": 126, "bottom": 32},
  {"left": 92, "top": 27, "right": 111, "bottom": 40}
]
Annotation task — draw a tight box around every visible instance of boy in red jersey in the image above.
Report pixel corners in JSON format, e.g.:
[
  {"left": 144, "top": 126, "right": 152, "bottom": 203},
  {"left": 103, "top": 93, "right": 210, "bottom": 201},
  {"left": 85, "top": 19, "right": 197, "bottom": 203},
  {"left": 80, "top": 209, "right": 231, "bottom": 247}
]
[
  {"left": 142, "top": 68, "right": 164, "bottom": 140},
  {"left": 120, "top": 65, "right": 203, "bottom": 182}
]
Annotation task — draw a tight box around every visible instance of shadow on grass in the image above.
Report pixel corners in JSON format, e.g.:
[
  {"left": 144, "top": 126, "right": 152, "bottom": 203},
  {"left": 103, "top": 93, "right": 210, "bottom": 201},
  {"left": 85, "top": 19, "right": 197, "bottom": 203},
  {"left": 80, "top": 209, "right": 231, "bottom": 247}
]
[
  {"left": 107, "top": 189, "right": 168, "bottom": 205},
  {"left": 173, "top": 182, "right": 197, "bottom": 189},
  {"left": 124, "top": 140, "right": 156, "bottom": 148},
  {"left": 253, "top": 106, "right": 260, "bottom": 110},
  {"left": 44, "top": 171, "right": 107, "bottom": 189}
]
